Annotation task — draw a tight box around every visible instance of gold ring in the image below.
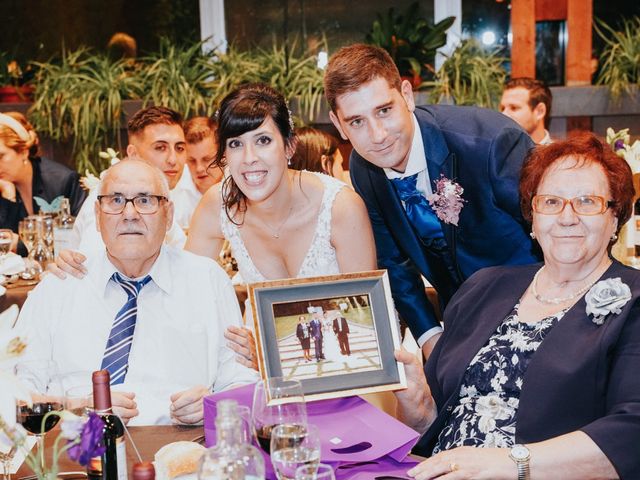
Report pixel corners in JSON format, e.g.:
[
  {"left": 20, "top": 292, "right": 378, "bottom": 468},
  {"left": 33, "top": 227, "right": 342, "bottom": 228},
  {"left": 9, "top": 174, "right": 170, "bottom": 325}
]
[{"left": 449, "top": 462, "right": 459, "bottom": 472}]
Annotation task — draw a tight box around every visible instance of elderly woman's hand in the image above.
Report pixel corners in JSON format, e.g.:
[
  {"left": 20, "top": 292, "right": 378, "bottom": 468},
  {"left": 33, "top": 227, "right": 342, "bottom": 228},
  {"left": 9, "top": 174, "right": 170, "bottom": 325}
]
[
  {"left": 225, "top": 325, "right": 258, "bottom": 370},
  {"left": 407, "top": 446, "right": 514, "bottom": 480},
  {"left": 0, "top": 179, "right": 16, "bottom": 202},
  {"left": 394, "top": 349, "right": 437, "bottom": 434}
]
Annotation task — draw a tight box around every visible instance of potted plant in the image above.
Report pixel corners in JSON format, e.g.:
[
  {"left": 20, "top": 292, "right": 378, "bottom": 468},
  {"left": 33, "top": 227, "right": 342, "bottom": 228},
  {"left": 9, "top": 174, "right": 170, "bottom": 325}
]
[
  {"left": 366, "top": 2, "right": 455, "bottom": 89},
  {"left": 595, "top": 16, "right": 640, "bottom": 100},
  {"left": 427, "top": 39, "right": 506, "bottom": 109},
  {"left": 0, "top": 52, "right": 35, "bottom": 103}
]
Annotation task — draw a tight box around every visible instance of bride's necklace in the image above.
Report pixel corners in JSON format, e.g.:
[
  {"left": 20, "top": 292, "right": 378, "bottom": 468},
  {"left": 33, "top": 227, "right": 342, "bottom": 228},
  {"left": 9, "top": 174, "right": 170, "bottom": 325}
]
[
  {"left": 531, "top": 264, "right": 606, "bottom": 305},
  {"left": 258, "top": 200, "right": 294, "bottom": 239}
]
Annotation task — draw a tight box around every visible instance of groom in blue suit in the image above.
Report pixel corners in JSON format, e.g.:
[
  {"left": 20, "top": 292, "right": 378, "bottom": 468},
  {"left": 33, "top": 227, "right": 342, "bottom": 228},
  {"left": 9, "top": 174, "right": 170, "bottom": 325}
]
[{"left": 324, "top": 44, "right": 541, "bottom": 358}]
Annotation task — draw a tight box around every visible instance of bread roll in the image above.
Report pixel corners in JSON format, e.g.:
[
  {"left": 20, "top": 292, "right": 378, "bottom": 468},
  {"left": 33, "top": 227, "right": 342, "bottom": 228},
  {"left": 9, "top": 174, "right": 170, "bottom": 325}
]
[{"left": 154, "top": 441, "right": 206, "bottom": 480}]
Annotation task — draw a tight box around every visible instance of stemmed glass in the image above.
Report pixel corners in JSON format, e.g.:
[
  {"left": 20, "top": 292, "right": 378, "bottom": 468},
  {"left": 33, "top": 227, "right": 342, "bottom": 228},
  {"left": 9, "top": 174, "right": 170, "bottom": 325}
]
[
  {"left": 252, "top": 377, "right": 307, "bottom": 454},
  {"left": 296, "top": 463, "right": 335, "bottom": 480},
  {"left": 271, "top": 423, "right": 320, "bottom": 480},
  {"left": 17, "top": 218, "right": 37, "bottom": 255},
  {"left": 14, "top": 360, "right": 63, "bottom": 471}
]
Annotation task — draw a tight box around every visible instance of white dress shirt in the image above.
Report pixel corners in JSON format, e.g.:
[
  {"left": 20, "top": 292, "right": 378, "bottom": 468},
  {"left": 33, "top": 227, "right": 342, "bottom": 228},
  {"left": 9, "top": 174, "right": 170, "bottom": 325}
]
[
  {"left": 383, "top": 114, "right": 443, "bottom": 347},
  {"left": 17, "top": 245, "right": 258, "bottom": 425},
  {"left": 69, "top": 189, "right": 187, "bottom": 254},
  {"left": 171, "top": 168, "right": 202, "bottom": 231}
]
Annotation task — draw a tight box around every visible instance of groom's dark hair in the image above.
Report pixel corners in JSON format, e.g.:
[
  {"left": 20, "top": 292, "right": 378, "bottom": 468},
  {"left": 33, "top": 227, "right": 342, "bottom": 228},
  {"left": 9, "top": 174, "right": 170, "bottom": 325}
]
[{"left": 324, "top": 44, "right": 402, "bottom": 113}]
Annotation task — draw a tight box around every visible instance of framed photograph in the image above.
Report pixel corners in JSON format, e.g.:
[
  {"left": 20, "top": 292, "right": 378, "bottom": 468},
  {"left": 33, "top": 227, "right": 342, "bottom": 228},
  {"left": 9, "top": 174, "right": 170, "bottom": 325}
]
[{"left": 248, "top": 270, "right": 406, "bottom": 402}]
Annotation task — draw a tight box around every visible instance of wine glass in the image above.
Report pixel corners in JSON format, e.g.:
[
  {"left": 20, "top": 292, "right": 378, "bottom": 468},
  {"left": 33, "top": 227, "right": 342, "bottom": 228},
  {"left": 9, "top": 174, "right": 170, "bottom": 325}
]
[
  {"left": 14, "top": 360, "right": 64, "bottom": 470},
  {"left": 252, "top": 378, "right": 307, "bottom": 454},
  {"left": 60, "top": 370, "right": 94, "bottom": 417},
  {"left": 0, "top": 229, "right": 13, "bottom": 261},
  {"left": 17, "top": 218, "right": 37, "bottom": 255},
  {"left": 271, "top": 424, "right": 320, "bottom": 480},
  {"left": 296, "top": 463, "right": 335, "bottom": 480}
]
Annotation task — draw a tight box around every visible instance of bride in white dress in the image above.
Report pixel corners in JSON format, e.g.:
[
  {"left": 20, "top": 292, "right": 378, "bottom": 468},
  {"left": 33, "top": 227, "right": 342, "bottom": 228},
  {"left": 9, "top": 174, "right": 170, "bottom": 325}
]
[
  {"left": 322, "top": 311, "right": 345, "bottom": 363},
  {"left": 185, "top": 84, "right": 376, "bottom": 369}
]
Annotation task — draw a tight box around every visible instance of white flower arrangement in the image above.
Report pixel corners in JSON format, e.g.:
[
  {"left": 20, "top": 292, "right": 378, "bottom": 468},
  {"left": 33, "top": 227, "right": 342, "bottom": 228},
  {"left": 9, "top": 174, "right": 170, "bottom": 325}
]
[
  {"left": 426, "top": 175, "right": 465, "bottom": 226},
  {"left": 585, "top": 277, "right": 632, "bottom": 325},
  {"left": 79, "top": 148, "right": 121, "bottom": 191},
  {"left": 0, "top": 305, "right": 31, "bottom": 450},
  {"left": 606, "top": 128, "right": 640, "bottom": 173}
]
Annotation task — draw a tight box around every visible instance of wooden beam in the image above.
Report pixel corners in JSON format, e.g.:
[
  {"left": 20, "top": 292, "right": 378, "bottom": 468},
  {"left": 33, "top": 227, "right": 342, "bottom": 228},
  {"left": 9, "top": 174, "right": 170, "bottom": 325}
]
[
  {"left": 511, "top": 0, "right": 536, "bottom": 78},
  {"left": 535, "top": 0, "right": 567, "bottom": 21},
  {"left": 566, "top": 0, "right": 593, "bottom": 85}
]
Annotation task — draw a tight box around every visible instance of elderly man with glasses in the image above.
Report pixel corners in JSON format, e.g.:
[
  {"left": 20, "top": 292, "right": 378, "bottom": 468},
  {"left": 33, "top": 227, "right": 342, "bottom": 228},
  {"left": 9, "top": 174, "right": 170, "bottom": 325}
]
[{"left": 16, "top": 160, "right": 257, "bottom": 425}]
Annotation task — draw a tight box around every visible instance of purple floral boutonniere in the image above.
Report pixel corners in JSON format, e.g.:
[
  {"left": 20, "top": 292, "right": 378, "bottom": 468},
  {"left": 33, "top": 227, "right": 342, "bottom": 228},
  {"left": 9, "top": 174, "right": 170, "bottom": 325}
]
[
  {"left": 426, "top": 175, "right": 465, "bottom": 225},
  {"left": 585, "top": 277, "right": 632, "bottom": 325}
]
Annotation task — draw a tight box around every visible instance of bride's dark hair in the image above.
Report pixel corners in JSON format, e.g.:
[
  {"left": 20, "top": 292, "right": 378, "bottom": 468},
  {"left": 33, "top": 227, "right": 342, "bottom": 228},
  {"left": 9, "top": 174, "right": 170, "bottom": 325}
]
[{"left": 212, "top": 83, "right": 295, "bottom": 223}]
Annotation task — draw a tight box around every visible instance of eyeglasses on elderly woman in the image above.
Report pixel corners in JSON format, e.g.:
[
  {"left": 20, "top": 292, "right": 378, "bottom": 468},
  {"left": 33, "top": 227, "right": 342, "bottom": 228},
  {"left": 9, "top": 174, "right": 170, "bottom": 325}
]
[{"left": 531, "top": 194, "right": 615, "bottom": 216}]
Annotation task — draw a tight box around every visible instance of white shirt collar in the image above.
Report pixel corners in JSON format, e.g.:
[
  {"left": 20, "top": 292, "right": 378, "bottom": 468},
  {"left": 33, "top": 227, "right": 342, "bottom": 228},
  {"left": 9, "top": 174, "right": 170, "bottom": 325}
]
[
  {"left": 539, "top": 130, "right": 553, "bottom": 145},
  {"left": 384, "top": 114, "right": 427, "bottom": 180},
  {"left": 90, "top": 246, "right": 173, "bottom": 296}
]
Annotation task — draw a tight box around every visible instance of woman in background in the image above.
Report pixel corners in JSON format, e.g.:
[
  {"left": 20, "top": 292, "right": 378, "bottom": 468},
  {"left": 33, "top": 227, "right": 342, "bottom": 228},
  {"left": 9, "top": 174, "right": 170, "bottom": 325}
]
[
  {"left": 0, "top": 112, "right": 86, "bottom": 233},
  {"left": 290, "top": 126, "right": 351, "bottom": 186}
]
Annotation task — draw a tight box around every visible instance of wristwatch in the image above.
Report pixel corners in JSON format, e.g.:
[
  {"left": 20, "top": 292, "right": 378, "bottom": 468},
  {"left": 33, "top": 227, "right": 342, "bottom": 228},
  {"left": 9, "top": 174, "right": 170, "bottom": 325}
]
[{"left": 509, "top": 444, "right": 531, "bottom": 480}]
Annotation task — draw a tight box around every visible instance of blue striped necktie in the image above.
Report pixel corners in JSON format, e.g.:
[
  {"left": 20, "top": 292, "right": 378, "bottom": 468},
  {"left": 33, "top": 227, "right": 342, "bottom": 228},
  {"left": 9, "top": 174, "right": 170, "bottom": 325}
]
[
  {"left": 391, "top": 173, "right": 444, "bottom": 240},
  {"left": 101, "top": 272, "right": 152, "bottom": 385}
]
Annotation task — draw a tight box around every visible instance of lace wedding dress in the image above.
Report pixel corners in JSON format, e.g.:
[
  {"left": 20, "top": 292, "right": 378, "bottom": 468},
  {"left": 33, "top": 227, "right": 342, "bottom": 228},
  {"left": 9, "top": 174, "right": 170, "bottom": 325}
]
[{"left": 220, "top": 172, "right": 344, "bottom": 284}]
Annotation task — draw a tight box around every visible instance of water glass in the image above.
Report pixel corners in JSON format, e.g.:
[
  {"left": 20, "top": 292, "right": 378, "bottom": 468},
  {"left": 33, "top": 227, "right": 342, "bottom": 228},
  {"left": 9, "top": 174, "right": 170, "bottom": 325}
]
[
  {"left": 296, "top": 463, "right": 335, "bottom": 480},
  {"left": 64, "top": 386, "right": 93, "bottom": 417},
  {"left": 271, "top": 424, "right": 320, "bottom": 480},
  {"left": 252, "top": 378, "right": 307, "bottom": 454}
]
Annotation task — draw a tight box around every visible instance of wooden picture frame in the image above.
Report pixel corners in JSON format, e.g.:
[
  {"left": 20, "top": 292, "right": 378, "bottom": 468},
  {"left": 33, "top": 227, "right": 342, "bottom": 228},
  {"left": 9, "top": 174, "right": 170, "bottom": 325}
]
[{"left": 248, "top": 270, "right": 406, "bottom": 402}]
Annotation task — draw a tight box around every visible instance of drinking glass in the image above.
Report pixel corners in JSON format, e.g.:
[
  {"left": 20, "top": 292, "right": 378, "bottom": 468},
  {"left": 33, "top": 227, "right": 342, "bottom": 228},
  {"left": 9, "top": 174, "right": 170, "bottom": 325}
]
[
  {"left": 0, "top": 229, "right": 12, "bottom": 261},
  {"left": 252, "top": 378, "right": 307, "bottom": 454},
  {"left": 64, "top": 386, "right": 93, "bottom": 417},
  {"left": 271, "top": 424, "right": 320, "bottom": 480},
  {"left": 296, "top": 463, "right": 335, "bottom": 480},
  {"left": 14, "top": 360, "right": 63, "bottom": 470},
  {"left": 0, "top": 445, "right": 16, "bottom": 480},
  {"left": 17, "top": 218, "right": 37, "bottom": 254}
]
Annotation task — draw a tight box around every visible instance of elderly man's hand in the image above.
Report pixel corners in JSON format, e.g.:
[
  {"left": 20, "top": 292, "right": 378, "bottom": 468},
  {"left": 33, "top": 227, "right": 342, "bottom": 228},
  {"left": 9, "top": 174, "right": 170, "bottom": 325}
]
[
  {"left": 394, "top": 348, "right": 437, "bottom": 434},
  {"left": 111, "top": 391, "right": 138, "bottom": 425},
  {"left": 170, "top": 385, "right": 209, "bottom": 425},
  {"left": 224, "top": 326, "right": 258, "bottom": 370},
  {"left": 48, "top": 249, "right": 87, "bottom": 279}
]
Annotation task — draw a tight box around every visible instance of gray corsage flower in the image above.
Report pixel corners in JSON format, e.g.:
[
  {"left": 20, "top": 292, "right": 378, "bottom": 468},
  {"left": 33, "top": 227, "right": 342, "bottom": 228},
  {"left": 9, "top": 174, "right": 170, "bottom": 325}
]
[{"left": 585, "top": 277, "right": 632, "bottom": 325}]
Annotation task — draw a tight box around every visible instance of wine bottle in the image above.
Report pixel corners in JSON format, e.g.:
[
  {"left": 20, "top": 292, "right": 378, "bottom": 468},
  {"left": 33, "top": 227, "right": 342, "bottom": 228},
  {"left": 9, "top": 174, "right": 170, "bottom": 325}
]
[
  {"left": 634, "top": 197, "right": 640, "bottom": 257},
  {"left": 132, "top": 462, "right": 155, "bottom": 480},
  {"left": 87, "top": 370, "right": 128, "bottom": 480}
]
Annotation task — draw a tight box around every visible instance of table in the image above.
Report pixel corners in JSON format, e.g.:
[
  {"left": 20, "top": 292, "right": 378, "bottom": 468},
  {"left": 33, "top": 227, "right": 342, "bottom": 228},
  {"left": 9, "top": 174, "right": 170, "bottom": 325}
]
[
  {"left": 0, "top": 280, "right": 36, "bottom": 312},
  {"left": 16, "top": 424, "right": 204, "bottom": 478}
]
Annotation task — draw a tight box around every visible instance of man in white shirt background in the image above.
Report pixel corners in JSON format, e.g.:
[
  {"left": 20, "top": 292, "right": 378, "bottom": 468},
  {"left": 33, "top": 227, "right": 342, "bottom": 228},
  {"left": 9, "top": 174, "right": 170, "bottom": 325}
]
[
  {"left": 18, "top": 160, "right": 257, "bottom": 425},
  {"left": 172, "top": 116, "right": 223, "bottom": 231},
  {"left": 68, "top": 106, "right": 190, "bottom": 255},
  {"left": 499, "top": 77, "right": 553, "bottom": 145}
]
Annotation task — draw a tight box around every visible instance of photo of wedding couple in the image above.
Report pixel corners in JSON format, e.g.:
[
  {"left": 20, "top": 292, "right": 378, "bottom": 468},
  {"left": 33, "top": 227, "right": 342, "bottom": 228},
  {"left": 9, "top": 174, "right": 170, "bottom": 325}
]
[{"left": 272, "top": 295, "right": 382, "bottom": 381}]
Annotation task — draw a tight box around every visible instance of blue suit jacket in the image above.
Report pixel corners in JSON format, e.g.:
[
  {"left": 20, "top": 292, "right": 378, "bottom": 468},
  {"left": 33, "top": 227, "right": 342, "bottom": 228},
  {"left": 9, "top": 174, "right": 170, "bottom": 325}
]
[
  {"left": 419, "top": 261, "right": 640, "bottom": 479},
  {"left": 350, "top": 105, "right": 541, "bottom": 338}
]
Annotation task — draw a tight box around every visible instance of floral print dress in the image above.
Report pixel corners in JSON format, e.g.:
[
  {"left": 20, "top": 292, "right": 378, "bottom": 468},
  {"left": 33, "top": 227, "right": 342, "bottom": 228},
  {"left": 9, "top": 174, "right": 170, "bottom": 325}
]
[{"left": 433, "top": 304, "right": 566, "bottom": 453}]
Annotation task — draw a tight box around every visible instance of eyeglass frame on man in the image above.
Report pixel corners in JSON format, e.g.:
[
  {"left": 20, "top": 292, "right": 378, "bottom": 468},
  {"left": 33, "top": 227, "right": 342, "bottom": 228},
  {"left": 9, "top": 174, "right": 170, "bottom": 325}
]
[
  {"left": 531, "top": 194, "right": 615, "bottom": 216},
  {"left": 97, "top": 194, "right": 168, "bottom": 215}
]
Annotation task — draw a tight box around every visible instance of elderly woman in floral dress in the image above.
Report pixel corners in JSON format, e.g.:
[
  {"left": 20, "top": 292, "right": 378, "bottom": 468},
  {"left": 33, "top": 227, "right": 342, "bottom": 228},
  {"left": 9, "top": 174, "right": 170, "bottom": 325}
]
[{"left": 396, "top": 132, "right": 640, "bottom": 479}]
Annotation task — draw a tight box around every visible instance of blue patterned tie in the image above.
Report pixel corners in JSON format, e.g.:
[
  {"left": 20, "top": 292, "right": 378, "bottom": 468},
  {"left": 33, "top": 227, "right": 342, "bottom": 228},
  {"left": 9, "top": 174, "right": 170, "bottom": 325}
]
[
  {"left": 391, "top": 173, "right": 444, "bottom": 240},
  {"left": 101, "top": 273, "right": 152, "bottom": 385}
]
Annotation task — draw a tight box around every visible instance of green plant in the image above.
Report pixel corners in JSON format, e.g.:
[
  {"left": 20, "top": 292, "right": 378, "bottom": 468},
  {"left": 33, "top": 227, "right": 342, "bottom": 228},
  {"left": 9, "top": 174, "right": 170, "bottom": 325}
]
[
  {"left": 366, "top": 2, "right": 454, "bottom": 83},
  {"left": 0, "top": 52, "right": 35, "bottom": 87},
  {"left": 139, "top": 37, "right": 218, "bottom": 118},
  {"left": 427, "top": 39, "right": 506, "bottom": 109},
  {"left": 29, "top": 48, "right": 142, "bottom": 174},
  {"left": 595, "top": 16, "right": 640, "bottom": 100}
]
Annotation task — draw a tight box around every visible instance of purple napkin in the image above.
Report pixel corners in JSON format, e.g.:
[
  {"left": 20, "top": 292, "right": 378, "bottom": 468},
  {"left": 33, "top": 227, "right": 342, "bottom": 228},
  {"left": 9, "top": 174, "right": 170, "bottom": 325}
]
[{"left": 204, "top": 383, "right": 421, "bottom": 478}]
